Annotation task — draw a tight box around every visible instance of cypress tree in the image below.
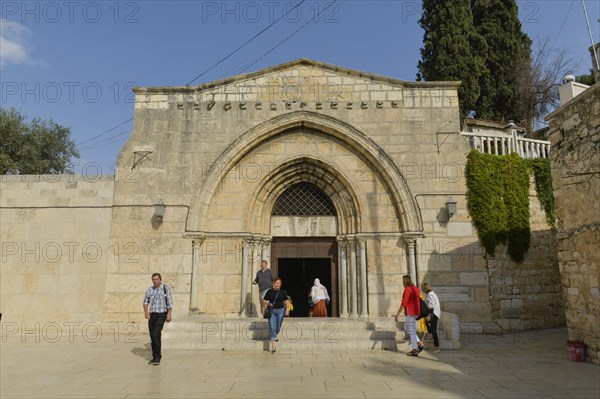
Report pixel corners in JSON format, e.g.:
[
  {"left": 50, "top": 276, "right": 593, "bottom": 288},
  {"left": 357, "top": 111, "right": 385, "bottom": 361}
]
[
  {"left": 472, "top": 0, "right": 532, "bottom": 122},
  {"left": 417, "top": 0, "right": 487, "bottom": 123}
]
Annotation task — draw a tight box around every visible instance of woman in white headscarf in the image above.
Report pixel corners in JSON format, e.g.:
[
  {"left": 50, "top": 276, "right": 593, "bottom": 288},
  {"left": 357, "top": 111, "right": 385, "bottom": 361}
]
[{"left": 309, "top": 278, "right": 330, "bottom": 317}]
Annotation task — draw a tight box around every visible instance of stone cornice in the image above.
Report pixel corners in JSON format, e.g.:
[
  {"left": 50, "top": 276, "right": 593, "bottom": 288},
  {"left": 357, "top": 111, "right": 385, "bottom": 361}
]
[{"left": 133, "top": 58, "right": 461, "bottom": 94}]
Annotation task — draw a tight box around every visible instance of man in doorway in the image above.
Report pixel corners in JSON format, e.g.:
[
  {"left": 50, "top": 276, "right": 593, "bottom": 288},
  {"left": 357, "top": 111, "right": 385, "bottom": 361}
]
[
  {"left": 143, "top": 273, "right": 173, "bottom": 365},
  {"left": 422, "top": 282, "right": 441, "bottom": 352},
  {"left": 253, "top": 260, "right": 274, "bottom": 316}
]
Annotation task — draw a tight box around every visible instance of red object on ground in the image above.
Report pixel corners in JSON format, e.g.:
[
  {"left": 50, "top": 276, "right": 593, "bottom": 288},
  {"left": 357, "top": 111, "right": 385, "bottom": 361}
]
[{"left": 566, "top": 341, "right": 586, "bottom": 362}]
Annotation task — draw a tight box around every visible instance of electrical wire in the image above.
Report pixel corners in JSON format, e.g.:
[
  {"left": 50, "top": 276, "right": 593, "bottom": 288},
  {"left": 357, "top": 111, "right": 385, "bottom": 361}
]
[
  {"left": 185, "top": 0, "right": 307, "bottom": 86},
  {"left": 238, "top": 0, "right": 338, "bottom": 74},
  {"left": 75, "top": 117, "right": 133, "bottom": 148},
  {"left": 550, "top": 1, "right": 576, "bottom": 53}
]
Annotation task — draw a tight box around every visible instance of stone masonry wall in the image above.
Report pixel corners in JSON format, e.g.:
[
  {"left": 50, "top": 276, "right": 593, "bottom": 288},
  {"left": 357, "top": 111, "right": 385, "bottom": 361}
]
[
  {"left": 0, "top": 175, "right": 114, "bottom": 323},
  {"left": 112, "top": 61, "right": 489, "bottom": 323},
  {"left": 486, "top": 180, "right": 565, "bottom": 333},
  {"left": 0, "top": 61, "right": 568, "bottom": 333},
  {"left": 546, "top": 83, "right": 600, "bottom": 364},
  {"left": 107, "top": 60, "right": 563, "bottom": 328}
]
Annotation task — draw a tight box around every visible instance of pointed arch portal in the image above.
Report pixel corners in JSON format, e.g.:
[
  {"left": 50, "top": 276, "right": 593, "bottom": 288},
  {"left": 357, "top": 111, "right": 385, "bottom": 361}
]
[{"left": 186, "top": 111, "right": 423, "bottom": 318}]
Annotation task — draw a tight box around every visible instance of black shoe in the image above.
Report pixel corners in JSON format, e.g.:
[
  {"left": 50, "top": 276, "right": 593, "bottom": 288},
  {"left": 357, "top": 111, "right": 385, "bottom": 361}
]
[
  {"left": 151, "top": 358, "right": 161, "bottom": 365},
  {"left": 148, "top": 358, "right": 156, "bottom": 364}
]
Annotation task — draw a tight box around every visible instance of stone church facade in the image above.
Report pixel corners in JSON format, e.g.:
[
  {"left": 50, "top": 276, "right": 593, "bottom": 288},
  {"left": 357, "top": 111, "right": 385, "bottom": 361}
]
[{"left": 0, "top": 60, "right": 564, "bottom": 332}]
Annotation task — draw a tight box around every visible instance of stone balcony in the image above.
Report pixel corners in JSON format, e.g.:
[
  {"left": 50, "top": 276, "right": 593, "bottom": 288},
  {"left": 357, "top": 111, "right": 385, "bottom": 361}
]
[{"left": 461, "top": 130, "right": 551, "bottom": 159}]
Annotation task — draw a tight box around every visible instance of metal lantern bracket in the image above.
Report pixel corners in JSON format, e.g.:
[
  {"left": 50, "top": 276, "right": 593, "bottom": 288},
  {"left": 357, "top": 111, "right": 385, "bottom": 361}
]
[
  {"left": 132, "top": 151, "right": 153, "bottom": 169},
  {"left": 446, "top": 198, "right": 457, "bottom": 218}
]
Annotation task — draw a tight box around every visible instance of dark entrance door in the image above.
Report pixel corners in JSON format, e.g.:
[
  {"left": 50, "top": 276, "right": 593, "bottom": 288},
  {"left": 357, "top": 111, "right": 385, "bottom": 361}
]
[
  {"left": 271, "top": 237, "right": 338, "bottom": 317},
  {"left": 278, "top": 258, "right": 332, "bottom": 317}
]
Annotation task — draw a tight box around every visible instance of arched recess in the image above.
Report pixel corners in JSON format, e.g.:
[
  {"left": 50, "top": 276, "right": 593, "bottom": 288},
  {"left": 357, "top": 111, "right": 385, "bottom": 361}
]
[
  {"left": 244, "top": 156, "right": 363, "bottom": 235},
  {"left": 187, "top": 111, "right": 423, "bottom": 233}
]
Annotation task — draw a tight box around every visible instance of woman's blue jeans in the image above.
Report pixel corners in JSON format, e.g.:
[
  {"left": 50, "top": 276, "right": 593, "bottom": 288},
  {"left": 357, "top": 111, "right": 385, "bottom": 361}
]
[{"left": 268, "top": 308, "right": 285, "bottom": 341}]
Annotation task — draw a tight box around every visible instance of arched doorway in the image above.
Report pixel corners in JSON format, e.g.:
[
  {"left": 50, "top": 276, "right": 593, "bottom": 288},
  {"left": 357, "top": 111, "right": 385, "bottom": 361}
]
[
  {"left": 269, "top": 182, "right": 338, "bottom": 317},
  {"left": 186, "top": 112, "right": 425, "bottom": 317}
]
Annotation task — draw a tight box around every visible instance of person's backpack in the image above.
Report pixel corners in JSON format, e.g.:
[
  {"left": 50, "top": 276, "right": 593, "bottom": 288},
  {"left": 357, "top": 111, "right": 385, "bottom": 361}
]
[{"left": 416, "top": 289, "right": 430, "bottom": 320}]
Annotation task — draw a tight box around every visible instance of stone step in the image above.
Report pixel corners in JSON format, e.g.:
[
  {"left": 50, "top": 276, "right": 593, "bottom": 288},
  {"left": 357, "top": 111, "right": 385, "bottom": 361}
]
[
  {"left": 162, "top": 314, "right": 461, "bottom": 351},
  {"left": 163, "top": 324, "right": 397, "bottom": 341},
  {"left": 165, "top": 338, "right": 398, "bottom": 351},
  {"left": 162, "top": 316, "right": 401, "bottom": 350}
]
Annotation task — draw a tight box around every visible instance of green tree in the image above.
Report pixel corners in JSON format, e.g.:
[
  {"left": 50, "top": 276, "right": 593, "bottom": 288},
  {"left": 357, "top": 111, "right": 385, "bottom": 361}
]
[
  {"left": 0, "top": 108, "right": 79, "bottom": 174},
  {"left": 416, "top": 0, "right": 487, "bottom": 122},
  {"left": 518, "top": 37, "right": 578, "bottom": 132},
  {"left": 472, "top": 0, "right": 532, "bottom": 122},
  {"left": 575, "top": 69, "right": 596, "bottom": 86}
]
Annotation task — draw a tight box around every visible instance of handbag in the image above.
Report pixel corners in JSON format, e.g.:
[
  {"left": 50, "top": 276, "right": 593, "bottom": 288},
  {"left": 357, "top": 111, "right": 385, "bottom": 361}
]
[{"left": 263, "top": 290, "right": 281, "bottom": 319}]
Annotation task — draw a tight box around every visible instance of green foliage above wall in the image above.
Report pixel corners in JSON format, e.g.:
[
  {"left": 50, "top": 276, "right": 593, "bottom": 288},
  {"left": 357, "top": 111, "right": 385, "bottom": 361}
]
[
  {"left": 526, "top": 158, "right": 556, "bottom": 229},
  {"left": 465, "top": 150, "right": 554, "bottom": 262},
  {"left": 501, "top": 153, "right": 531, "bottom": 262},
  {"left": 465, "top": 150, "right": 508, "bottom": 257}
]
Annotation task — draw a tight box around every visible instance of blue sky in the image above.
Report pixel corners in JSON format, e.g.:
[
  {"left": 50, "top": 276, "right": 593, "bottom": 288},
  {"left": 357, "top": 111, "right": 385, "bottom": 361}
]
[{"left": 1, "top": 0, "right": 598, "bottom": 173}]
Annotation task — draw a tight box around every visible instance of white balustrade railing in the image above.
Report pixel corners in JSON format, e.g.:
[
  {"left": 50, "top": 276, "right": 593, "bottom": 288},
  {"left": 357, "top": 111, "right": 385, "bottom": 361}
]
[{"left": 461, "top": 131, "right": 550, "bottom": 159}]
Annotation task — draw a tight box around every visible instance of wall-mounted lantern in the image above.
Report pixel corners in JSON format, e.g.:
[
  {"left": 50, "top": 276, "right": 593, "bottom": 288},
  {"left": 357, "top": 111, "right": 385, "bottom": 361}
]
[
  {"left": 154, "top": 200, "right": 166, "bottom": 222},
  {"left": 446, "top": 197, "right": 457, "bottom": 219}
]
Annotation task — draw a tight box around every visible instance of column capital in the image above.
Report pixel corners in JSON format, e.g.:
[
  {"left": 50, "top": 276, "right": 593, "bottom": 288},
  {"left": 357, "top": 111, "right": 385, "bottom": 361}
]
[
  {"left": 191, "top": 235, "right": 205, "bottom": 248},
  {"left": 403, "top": 235, "right": 419, "bottom": 246},
  {"left": 403, "top": 231, "right": 423, "bottom": 242}
]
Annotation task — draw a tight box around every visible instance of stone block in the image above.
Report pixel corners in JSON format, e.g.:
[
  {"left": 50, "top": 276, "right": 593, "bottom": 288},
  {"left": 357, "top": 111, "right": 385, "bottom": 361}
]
[
  {"left": 436, "top": 287, "right": 470, "bottom": 302},
  {"left": 202, "top": 275, "right": 226, "bottom": 294},
  {"left": 447, "top": 222, "right": 473, "bottom": 237},
  {"left": 105, "top": 274, "right": 148, "bottom": 293},
  {"left": 460, "top": 272, "right": 488, "bottom": 286}
]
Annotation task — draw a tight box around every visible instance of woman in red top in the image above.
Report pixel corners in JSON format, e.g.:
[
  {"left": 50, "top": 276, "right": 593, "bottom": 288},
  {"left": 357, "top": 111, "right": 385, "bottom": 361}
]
[{"left": 395, "top": 275, "right": 424, "bottom": 356}]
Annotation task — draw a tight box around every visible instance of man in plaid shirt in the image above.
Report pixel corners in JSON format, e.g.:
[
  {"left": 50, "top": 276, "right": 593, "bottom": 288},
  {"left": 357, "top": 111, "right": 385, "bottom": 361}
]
[{"left": 143, "top": 273, "right": 173, "bottom": 365}]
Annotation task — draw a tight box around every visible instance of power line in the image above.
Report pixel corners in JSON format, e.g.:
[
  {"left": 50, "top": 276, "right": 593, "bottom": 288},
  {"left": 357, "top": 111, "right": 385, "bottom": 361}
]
[
  {"left": 78, "top": 1, "right": 308, "bottom": 150},
  {"left": 219, "top": 16, "right": 306, "bottom": 79},
  {"left": 550, "top": 0, "right": 576, "bottom": 53},
  {"left": 185, "top": 0, "right": 307, "bottom": 86},
  {"left": 76, "top": 117, "right": 133, "bottom": 148},
  {"left": 79, "top": 130, "right": 131, "bottom": 151},
  {"left": 238, "top": 0, "right": 339, "bottom": 74},
  {"left": 78, "top": 0, "right": 321, "bottom": 151}
]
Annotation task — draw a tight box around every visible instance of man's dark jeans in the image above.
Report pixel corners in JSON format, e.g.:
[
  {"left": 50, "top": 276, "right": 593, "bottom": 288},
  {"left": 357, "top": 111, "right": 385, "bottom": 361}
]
[{"left": 148, "top": 312, "right": 167, "bottom": 359}]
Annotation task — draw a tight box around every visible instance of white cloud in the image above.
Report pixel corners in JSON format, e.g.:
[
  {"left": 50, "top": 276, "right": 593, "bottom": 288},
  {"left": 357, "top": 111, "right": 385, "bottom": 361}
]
[{"left": 0, "top": 21, "right": 39, "bottom": 67}]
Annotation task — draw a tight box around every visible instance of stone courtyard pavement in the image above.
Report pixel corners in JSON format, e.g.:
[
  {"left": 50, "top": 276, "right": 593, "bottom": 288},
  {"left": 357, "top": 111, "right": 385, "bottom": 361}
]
[{"left": 1, "top": 327, "right": 598, "bottom": 399}]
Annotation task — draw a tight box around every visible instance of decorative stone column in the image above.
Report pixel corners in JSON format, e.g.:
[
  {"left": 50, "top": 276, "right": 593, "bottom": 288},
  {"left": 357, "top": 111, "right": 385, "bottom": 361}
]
[
  {"left": 358, "top": 239, "right": 368, "bottom": 318},
  {"left": 261, "top": 238, "right": 272, "bottom": 265},
  {"left": 348, "top": 238, "right": 358, "bottom": 318},
  {"left": 250, "top": 239, "right": 261, "bottom": 317},
  {"left": 337, "top": 237, "right": 348, "bottom": 317},
  {"left": 404, "top": 237, "right": 417, "bottom": 285},
  {"left": 240, "top": 240, "right": 250, "bottom": 317},
  {"left": 190, "top": 236, "right": 205, "bottom": 312}
]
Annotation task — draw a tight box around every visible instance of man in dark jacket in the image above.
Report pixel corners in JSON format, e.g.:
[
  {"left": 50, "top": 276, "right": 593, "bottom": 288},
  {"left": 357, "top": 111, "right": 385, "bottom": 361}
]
[{"left": 253, "top": 260, "right": 274, "bottom": 316}]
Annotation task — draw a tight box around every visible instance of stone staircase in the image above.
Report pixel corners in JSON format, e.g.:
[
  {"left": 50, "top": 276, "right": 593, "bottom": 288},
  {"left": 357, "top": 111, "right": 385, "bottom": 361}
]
[{"left": 162, "top": 316, "right": 401, "bottom": 351}]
